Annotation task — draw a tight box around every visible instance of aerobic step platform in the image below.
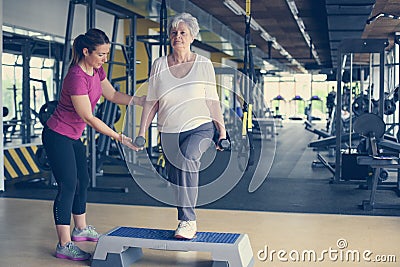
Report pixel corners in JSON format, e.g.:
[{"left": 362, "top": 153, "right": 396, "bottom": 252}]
[{"left": 91, "top": 226, "right": 254, "bottom": 267}]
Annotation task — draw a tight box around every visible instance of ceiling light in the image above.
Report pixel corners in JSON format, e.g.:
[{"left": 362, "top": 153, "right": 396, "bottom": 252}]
[
  {"left": 223, "top": 0, "right": 245, "bottom": 16},
  {"left": 285, "top": 0, "right": 320, "bottom": 65},
  {"left": 280, "top": 49, "right": 289, "bottom": 56},
  {"left": 260, "top": 32, "right": 273, "bottom": 42},
  {"left": 223, "top": 0, "right": 306, "bottom": 73},
  {"left": 287, "top": 1, "right": 298, "bottom": 15},
  {"left": 224, "top": 0, "right": 259, "bottom": 31},
  {"left": 272, "top": 41, "right": 280, "bottom": 50}
]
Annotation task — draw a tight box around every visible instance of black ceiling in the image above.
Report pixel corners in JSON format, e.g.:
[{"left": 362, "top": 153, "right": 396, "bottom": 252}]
[
  {"left": 326, "top": 0, "right": 376, "bottom": 67},
  {"left": 186, "top": 0, "right": 400, "bottom": 73},
  {"left": 4, "top": 0, "right": 400, "bottom": 74}
]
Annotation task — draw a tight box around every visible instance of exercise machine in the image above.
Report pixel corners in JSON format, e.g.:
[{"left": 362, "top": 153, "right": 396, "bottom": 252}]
[{"left": 354, "top": 113, "right": 400, "bottom": 210}]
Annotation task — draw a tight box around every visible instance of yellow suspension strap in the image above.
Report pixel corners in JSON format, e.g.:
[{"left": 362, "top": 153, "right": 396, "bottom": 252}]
[
  {"left": 242, "top": 111, "right": 248, "bottom": 137},
  {"left": 246, "top": 0, "right": 251, "bottom": 17},
  {"left": 247, "top": 104, "right": 253, "bottom": 131},
  {"left": 241, "top": 103, "right": 254, "bottom": 137}
]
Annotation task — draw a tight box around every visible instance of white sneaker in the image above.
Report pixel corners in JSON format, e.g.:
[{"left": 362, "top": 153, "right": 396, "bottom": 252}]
[{"left": 174, "top": 221, "right": 197, "bottom": 239}]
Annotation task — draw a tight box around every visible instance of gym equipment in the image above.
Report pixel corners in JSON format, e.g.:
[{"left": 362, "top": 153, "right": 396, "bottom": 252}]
[
  {"left": 93, "top": 94, "right": 131, "bottom": 191},
  {"left": 333, "top": 39, "right": 388, "bottom": 183},
  {"left": 350, "top": 87, "right": 398, "bottom": 117},
  {"left": 314, "top": 153, "right": 335, "bottom": 175},
  {"left": 133, "top": 136, "right": 146, "bottom": 148},
  {"left": 213, "top": 67, "right": 269, "bottom": 193},
  {"left": 239, "top": 2, "right": 268, "bottom": 183},
  {"left": 3, "top": 107, "right": 9, "bottom": 117},
  {"left": 34, "top": 146, "right": 51, "bottom": 171},
  {"left": 2, "top": 107, "right": 16, "bottom": 143},
  {"left": 270, "top": 95, "right": 286, "bottom": 122},
  {"left": 288, "top": 95, "right": 305, "bottom": 120},
  {"left": 383, "top": 97, "right": 396, "bottom": 115},
  {"left": 354, "top": 113, "right": 400, "bottom": 210},
  {"left": 95, "top": 102, "right": 121, "bottom": 123},
  {"left": 304, "top": 120, "right": 330, "bottom": 139},
  {"left": 38, "top": 100, "right": 58, "bottom": 125},
  {"left": 62, "top": 0, "right": 140, "bottom": 193},
  {"left": 91, "top": 226, "right": 254, "bottom": 267},
  {"left": 218, "top": 138, "right": 231, "bottom": 150},
  {"left": 253, "top": 118, "right": 276, "bottom": 139},
  {"left": 352, "top": 95, "right": 370, "bottom": 117},
  {"left": 307, "top": 95, "right": 324, "bottom": 121},
  {"left": 309, "top": 132, "right": 360, "bottom": 148}
]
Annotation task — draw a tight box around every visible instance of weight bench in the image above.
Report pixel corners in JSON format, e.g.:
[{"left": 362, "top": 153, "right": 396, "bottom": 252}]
[
  {"left": 91, "top": 226, "right": 254, "bottom": 267},
  {"left": 354, "top": 113, "right": 400, "bottom": 211},
  {"left": 304, "top": 121, "right": 330, "bottom": 139},
  {"left": 308, "top": 132, "right": 361, "bottom": 148}
]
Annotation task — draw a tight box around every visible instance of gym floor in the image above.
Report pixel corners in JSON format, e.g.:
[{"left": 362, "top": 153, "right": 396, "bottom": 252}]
[{"left": 1, "top": 121, "right": 400, "bottom": 266}]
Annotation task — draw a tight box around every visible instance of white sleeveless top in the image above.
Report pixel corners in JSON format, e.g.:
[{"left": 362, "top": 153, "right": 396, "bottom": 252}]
[{"left": 147, "top": 54, "right": 219, "bottom": 133}]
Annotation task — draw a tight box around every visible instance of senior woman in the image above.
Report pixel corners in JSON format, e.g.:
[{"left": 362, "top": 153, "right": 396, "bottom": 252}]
[{"left": 136, "top": 12, "right": 226, "bottom": 239}]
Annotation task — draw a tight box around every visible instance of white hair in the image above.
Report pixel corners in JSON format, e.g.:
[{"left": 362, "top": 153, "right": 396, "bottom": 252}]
[{"left": 168, "top": 13, "right": 200, "bottom": 38}]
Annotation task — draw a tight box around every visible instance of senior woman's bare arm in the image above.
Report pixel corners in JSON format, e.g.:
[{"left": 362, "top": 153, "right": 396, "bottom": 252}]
[{"left": 138, "top": 100, "right": 158, "bottom": 137}]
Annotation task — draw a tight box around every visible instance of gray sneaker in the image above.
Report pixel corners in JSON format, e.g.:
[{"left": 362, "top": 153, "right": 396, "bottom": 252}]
[
  {"left": 71, "top": 225, "right": 100, "bottom": 242},
  {"left": 55, "top": 242, "right": 90, "bottom": 261}
]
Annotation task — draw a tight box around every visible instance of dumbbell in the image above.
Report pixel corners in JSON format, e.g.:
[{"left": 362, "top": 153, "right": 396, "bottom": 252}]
[
  {"left": 217, "top": 138, "right": 231, "bottom": 150},
  {"left": 133, "top": 136, "right": 146, "bottom": 148}
]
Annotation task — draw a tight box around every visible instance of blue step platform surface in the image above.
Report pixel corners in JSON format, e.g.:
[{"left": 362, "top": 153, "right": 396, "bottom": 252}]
[{"left": 91, "top": 226, "right": 254, "bottom": 267}]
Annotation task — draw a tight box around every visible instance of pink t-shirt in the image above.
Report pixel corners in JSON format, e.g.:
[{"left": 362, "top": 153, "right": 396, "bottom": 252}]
[{"left": 47, "top": 65, "right": 106, "bottom": 140}]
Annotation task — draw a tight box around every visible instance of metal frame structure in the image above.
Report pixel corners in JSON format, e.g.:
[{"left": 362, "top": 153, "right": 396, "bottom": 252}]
[
  {"left": 135, "top": 0, "right": 169, "bottom": 159},
  {"left": 334, "top": 38, "right": 388, "bottom": 182},
  {"left": 61, "top": 0, "right": 141, "bottom": 191},
  {"left": 2, "top": 34, "right": 64, "bottom": 144}
]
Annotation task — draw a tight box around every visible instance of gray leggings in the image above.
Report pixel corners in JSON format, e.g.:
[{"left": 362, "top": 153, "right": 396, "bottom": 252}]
[{"left": 161, "top": 122, "right": 214, "bottom": 221}]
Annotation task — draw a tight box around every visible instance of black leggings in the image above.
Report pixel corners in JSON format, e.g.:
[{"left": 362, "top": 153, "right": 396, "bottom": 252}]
[{"left": 42, "top": 127, "right": 90, "bottom": 225}]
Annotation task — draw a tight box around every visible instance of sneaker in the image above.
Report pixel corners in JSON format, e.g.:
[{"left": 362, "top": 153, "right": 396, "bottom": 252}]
[
  {"left": 71, "top": 225, "right": 100, "bottom": 242},
  {"left": 174, "top": 221, "right": 197, "bottom": 239},
  {"left": 55, "top": 241, "right": 90, "bottom": 261}
]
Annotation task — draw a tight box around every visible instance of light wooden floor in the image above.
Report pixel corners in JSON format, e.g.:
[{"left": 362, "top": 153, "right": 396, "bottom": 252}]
[{"left": 0, "top": 197, "right": 399, "bottom": 267}]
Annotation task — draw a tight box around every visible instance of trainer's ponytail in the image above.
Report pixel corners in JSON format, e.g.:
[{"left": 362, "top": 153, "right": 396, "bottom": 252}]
[{"left": 69, "top": 28, "right": 110, "bottom": 69}]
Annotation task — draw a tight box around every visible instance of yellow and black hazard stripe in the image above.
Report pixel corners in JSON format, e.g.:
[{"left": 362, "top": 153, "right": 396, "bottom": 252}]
[{"left": 4, "top": 145, "right": 41, "bottom": 180}]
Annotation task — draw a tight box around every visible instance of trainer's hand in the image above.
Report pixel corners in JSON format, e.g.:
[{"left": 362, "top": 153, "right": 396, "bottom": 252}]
[{"left": 120, "top": 134, "right": 144, "bottom": 151}]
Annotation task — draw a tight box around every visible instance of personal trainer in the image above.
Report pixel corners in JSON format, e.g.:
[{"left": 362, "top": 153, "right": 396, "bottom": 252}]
[{"left": 42, "top": 28, "right": 145, "bottom": 261}]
